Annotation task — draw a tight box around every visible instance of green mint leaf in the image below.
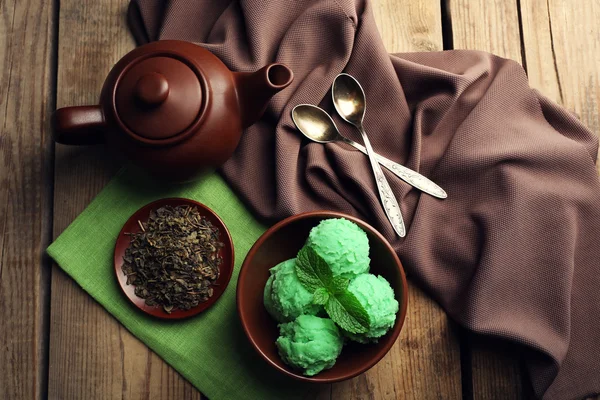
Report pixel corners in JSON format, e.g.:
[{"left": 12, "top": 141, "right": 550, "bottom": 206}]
[
  {"left": 295, "top": 246, "right": 333, "bottom": 292},
  {"left": 294, "top": 263, "right": 321, "bottom": 293},
  {"left": 325, "top": 290, "right": 370, "bottom": 334},
  {"left": 331, "top": 276, "right": 349, "bottom": 293},
  {"left": 304, "top": 246, "right": 333, "bottom": 288},
  {"left": 295, "top": 247, "right": 322, "bottom": 292},
  {"left": 312, "top": 288, "right": 330, "bottom": 305}
]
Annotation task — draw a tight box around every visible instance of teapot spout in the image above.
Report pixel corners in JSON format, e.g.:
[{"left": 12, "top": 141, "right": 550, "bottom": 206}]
[{"left": 234, "top": 63, "right": 293, "bottom": 129}]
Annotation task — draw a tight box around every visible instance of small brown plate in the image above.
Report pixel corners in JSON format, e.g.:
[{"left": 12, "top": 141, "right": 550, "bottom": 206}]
[{"left": 114, "top": 198, "right": 234, "bottom": 320}]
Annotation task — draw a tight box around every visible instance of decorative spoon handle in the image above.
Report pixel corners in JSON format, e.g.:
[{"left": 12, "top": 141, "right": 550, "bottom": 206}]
[
  {"left": 341, "top": 137, "right": 447, "bottom": 199},
  {"left": 356, "top": 125, "right": 406, "bottom": 237}
]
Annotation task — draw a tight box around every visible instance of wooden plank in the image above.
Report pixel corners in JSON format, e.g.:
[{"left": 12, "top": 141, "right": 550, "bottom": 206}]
[
  {"left": 518, "top": 0, "right": 561, "bottom": 104},
  {"left": 373, "top": 0, "right": 443, "bottom": 53},
  {"left": 469, "top": 335, "right": 526, "bottom": 400},
  {"left": 0, "top": 0, "right": 55, "bottom": 398},
  {"left": 447, "top": 0, "right": 526, "bottom": 398},
  {"left": 520, "top": 0, "right": 600, "bottom": 150},
  {"left": 449, "top": 0, "right": 523, "bottom": 63},
  {"left": 328, "top": 1, "right": 464, "bottom": 398},
  {"left": 48, "top": 0, "right": 202, "bottom": 398},
  {"left": 521, "top": 0, "right": 600, "bottom": 398}
]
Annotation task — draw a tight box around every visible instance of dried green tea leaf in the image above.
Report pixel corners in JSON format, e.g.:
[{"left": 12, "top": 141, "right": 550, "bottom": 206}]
[{"left": 122, "top": 205, "right": 223, "bottom": 313}]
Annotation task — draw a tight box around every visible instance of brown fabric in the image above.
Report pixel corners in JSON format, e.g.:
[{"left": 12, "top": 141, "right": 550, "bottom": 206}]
[{"left": 127, "top": 1, "right": 600, "bottom": 398}]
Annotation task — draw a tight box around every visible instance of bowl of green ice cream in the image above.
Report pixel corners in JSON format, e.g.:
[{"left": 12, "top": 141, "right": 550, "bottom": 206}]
[{"left": 237, "top": 211, "right": 408, "bottom": 383}]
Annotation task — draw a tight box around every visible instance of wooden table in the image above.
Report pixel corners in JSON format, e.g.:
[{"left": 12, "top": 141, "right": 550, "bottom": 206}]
[{"left": 1, "top": 0, "right": 598, "bottom": 398}]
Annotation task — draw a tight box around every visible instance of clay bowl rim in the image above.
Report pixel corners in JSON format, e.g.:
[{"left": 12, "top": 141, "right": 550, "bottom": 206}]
[
  {"left": 114, "top": 197, "right": 235, "bottom": 320},
  {"left": 237, "top": 210, "right": 409, "bottom": 383}
]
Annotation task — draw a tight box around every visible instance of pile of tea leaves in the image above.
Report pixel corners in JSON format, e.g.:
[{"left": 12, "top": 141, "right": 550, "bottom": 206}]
[{"left": 122, "top": 205, "right": 223, "bottom": 314}]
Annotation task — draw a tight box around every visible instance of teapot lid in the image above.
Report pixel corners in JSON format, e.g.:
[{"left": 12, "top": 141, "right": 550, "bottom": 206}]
[{"left": 115, "top": 56, "right": 203, "bottom": 140}]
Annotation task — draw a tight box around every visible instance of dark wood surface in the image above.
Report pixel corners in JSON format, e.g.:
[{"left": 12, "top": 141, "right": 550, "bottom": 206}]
[
  {"left": 0, "top": 0, "right": 598, "bottom": 398},
  {"left": 48, "top": 0, "right": 203, "bottom": 398},
  {"left": 0, "top": 0, "right": 55, "bottom": 398}
]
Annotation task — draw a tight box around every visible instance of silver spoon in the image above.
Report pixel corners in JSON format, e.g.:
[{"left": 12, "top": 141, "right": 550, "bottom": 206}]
[
  {"left": 291, "top": 104, "right": 447, "bottom": 199},
  {"left": 332, "top": 73, "right": 406, "bottom": 237}
]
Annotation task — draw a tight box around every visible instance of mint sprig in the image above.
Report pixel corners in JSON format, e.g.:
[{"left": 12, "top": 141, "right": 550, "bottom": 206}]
[{"left": 295, "top": 246, "right": 370, "bottom": 334}]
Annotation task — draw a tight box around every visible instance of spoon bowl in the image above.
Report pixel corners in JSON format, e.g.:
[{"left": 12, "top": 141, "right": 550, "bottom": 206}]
[
  {"left": 332, "top": 73, "right": 367, "bottom": 126},
  {"left": 291, "top": 104, "right": 342, "bottom": 143}
]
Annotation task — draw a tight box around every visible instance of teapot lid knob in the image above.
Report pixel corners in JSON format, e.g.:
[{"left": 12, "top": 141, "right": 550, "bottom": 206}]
[
  {"left": 115, "top": 56, "right": 203, "bottom": 141},
  {"left": 135, "top": 72, "right": 169, "bottom": 106}
]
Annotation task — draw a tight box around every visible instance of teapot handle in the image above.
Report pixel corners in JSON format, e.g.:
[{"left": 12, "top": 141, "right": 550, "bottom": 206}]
[{"left": 52, "top": 106, "right": 106, "bottom": 145}]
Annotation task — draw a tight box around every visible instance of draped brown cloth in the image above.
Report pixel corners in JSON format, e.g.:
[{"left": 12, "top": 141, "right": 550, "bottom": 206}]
[{"left": 127, "top": 1, "right": 600, "bottom": 398}]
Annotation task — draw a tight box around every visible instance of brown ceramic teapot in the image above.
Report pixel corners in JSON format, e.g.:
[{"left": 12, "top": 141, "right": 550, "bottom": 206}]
[{"left": 52, "top": 40, "right": 293, "bottom": 181}]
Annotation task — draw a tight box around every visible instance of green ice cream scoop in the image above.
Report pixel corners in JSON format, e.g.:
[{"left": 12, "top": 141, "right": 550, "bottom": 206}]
[
  {"left": 263, "top": 274, "right": 279, "bottom": 320},
  {"left": 263, "top": 258, "right": 321, "bottom": 323},
  {"left": 303, "top": 218, "right": 370, "bottom": 279},
  {"left": 345, "top": 274, "right": 399, "bottom": 343},
  {"left": 276, "top": 315, "right": 344, "bottom": 376}
]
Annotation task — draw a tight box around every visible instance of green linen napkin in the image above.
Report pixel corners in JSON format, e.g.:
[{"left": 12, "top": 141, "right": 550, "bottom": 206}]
[{"left": 47, "top": 168, "right": 313, "bottom": 400}]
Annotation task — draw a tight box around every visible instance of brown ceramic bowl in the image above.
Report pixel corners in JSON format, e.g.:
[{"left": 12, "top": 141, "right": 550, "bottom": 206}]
[
  {"left": 114, "top": 198, "right": 234, "bottom": 320},
  {"left": 237, "top": 210, "right": 408, "bottom": 383}
]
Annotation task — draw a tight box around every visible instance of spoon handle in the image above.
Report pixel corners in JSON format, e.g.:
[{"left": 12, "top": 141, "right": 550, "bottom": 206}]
[
  {"left": 341, "top": 138, "right": 447, "bottom": 199},
  {"left": 356, "top": 126, "right": 406, "bottom": 237}
]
